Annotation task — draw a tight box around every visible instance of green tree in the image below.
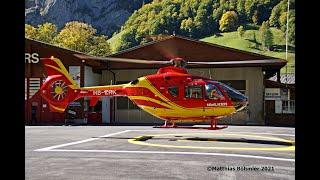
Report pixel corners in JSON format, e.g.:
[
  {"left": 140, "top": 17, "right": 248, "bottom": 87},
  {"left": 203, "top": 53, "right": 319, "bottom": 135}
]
[
  {"left": 237, "top": 0, "right": 246, "bottom": 21},
  {"left": 212, "top": 6, "right": 223, "bottom": 29},
  {"left": 193, "top": 0, "right": 214, "bottom": 36},
  {"left": 114, "top": 28, "right": 140, "bottom": 52},
  {"left": 237, "top": 25, "right": 245, "bottom": 38},
  {"left": 252, "top": 31, "right": 259, "bottom": 49},
  {"left": 245, "top": 0, "right": 256, "bottom": 21},
  {"left": 269, "top": 0, "right": 290, "bottom": 28},
  {"left": 25, "top": 24, "right": 37, "bottom": 39},
  {"left": 280, "top": 10, "right": 295, "bottom": 45},
  {"left": 288, "top": 17, "right": 295, "bottom": 45},
  {"left": 279, "top": 11, "right": 288, "bottom": 31},
  {"left": 180, "top": 17, "right": 196, "bottom": 37},
  {"left": 35, "top": 23, "right": 57, "bottom": 43},
  {"left": 88, "top": 35, "right": 111, "bottom": 57},
  {"left": 252, "top": 10, "right": 258, "bottom": 25},
  {"left": 219, "top": 11, "right": 238, "bottom": 32},
  {"left": 53, "top": 21, "right": 96, "bottom": 53},
  {"left": 229, "top": 0, "right": 237, "bottom": 10},
  {"left": 259, "top": 21, "right": 273, "bottom": 50}
]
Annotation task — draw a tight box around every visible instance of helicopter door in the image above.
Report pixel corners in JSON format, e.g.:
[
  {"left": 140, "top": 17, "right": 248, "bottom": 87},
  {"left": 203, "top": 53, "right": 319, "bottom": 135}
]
[{"left": 184, "top": 85, "right": 205, "bottom": 108}]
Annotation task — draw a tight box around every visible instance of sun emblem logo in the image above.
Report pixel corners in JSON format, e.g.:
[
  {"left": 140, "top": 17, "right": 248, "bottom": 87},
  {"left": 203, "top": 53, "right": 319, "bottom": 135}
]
[{"left": 50, "top": 80, "right": 68, "bottom": 101}]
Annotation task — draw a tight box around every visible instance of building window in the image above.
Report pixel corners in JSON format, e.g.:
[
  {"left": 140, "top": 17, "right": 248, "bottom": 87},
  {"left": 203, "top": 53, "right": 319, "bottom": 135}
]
[
  {"left": 275, "top": 100, "right": 295, "bottom": 114},
  {"left": 282, "top": 100, "right": 295, "bottom": 114},
  {"left": 205, "top": 84, "right": 224, "bottom": 100},
  {"left": 168, "top": 87, "right": 179, "bottom": 97},
  {"left": 25, "top": 78, "right": 28, "bottom": 100},
  {"left": 185, "top": 85, "right": 203, "bottom": 99},
  {"left": 28, "top": 78, "right": 41, "bottom": 99}
]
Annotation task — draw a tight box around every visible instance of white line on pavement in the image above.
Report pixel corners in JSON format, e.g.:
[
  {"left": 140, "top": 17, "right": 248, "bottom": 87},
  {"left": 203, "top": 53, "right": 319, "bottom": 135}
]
[
  {"left": 43, "top": 149, "right": 295, "bottom": 162},
  {"left": 34, "top": 130, "right": 131, "bottom": 151}
]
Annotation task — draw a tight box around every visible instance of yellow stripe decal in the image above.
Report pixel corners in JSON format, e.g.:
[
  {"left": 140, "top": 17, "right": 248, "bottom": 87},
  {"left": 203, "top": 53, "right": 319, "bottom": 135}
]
[
  {"left": 45, "top": 64, "right": 78, "bottom": 89},
  {"left": 128, "top": 133, "right": 295, "bottom": 151}
]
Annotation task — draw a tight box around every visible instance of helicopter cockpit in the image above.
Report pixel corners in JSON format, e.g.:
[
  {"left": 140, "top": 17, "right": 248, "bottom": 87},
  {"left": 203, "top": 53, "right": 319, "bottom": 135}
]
[{"left": 207, "top": 81, "right": 248, "bottom": 111}]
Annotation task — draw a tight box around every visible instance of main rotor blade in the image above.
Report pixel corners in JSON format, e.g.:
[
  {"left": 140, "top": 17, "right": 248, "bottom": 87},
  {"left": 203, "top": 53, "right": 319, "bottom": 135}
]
[
  {"left": 74, "top": 54, "right": 172, "bottom": 65},
  {"left": 187, "top": 59, "right": 286, "bottom": 66}
]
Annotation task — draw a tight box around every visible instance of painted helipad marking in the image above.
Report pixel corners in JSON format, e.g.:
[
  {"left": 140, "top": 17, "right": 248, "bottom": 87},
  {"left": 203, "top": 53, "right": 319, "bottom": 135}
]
[
  {"left": 128, "top": 133, "right": 295, "bottom": 151},
  {"left": 218, "top": 132, "right": 295, "bottom": 137},
  {"left": 34, "top": 129, "right": 295, "bottom": 162},
  {"left": 35, "top": 130, "right": 130, "bottom": 151},
  {"left": 128, "top": 129, "right": 295, "bottom": 137},
  {"left": 42, "top": 149, "right": 295, "bottom": 162}
]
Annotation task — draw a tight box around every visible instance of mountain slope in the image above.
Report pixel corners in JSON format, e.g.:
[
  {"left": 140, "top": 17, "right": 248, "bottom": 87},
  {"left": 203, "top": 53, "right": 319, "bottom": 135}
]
[{"left": 25, "top": 0, "right": 151, "bottom": 37}]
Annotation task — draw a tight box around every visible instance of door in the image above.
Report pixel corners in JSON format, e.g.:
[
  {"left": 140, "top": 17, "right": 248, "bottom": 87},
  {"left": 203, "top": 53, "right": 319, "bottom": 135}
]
[
  {"left": 184, "top": 85, "right": 205, "bottom": 108},
  {"left": 31, "top": 103, "right": 38, "bottom": 124},
  {"left": 204, "top": 83, "right": 226, "bottom": 106}
]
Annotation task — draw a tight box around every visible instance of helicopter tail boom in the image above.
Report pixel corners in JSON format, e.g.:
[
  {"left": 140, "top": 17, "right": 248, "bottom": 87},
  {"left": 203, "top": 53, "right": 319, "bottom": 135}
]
[{"left": 40, "top": 57, "right": 128, "bottom": 113}]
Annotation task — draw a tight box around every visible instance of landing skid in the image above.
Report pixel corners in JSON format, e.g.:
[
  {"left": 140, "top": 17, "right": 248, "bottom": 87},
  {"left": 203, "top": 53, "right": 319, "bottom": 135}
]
[
  {"left": 153, "top": 120, "right": 228, "bottom": 130},
  {"left": 153, "top": 125, "right": 228, "bottom": 130}
]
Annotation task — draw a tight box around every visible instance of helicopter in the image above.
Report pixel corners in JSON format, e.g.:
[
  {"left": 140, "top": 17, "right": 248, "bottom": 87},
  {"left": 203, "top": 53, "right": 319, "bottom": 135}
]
[{"left": 39, "top": 55, "right": 249, "bottom": 130}]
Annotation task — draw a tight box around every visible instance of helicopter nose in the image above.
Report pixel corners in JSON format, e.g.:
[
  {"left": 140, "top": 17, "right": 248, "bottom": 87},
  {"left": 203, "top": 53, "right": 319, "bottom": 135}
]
[
  {"left": 233, "top": 96, "right": 248, "bottom": 112},
  {"left": 225, "top": 88, "right": 248, "bottom": 111},
  {"left": 217, "top": 82, "right": 248, "bottom": 112}
]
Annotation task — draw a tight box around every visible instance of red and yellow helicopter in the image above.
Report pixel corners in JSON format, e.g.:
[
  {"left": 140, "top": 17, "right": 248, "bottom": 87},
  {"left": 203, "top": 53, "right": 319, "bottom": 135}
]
[{"left": 39, "top": 55, "right": 248, "bottom": 130}]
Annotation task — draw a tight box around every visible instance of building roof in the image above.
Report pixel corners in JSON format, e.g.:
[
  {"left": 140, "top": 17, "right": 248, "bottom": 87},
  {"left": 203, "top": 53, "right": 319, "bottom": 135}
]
[
  {"left": 265, "top": 79, "right": 295, "bottom": 91},
  {"left": 106, "top": 35, "right": 287, "bottom": 70},
  {"left": 268, "top": 73, "right": 295, "bottom": 84},
  {"left": 25, "top": 38, "right": 107, "bottom": 68},
  {"left": 25, "top": 35, "right": 287, "bottom": 72}
]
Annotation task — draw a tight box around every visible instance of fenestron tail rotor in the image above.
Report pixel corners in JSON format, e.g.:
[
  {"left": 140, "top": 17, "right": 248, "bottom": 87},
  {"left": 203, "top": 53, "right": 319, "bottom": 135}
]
[
  {"left": 50, "top": 80, "right": 69, "bottom": 101},
  {"left": 40, "top": 57, "right": 81, "bottom": 112}
]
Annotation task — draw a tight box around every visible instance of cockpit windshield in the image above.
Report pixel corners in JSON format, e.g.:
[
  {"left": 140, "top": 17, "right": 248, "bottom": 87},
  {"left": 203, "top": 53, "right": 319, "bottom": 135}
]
[
  {"left": 207, "top": 81, "right": 248, "bottom": 111},
  {"left": 205, "top": 83, "right": 224, "bottom": 100},
  {"left": 216, "top": 81, "right": 247, "bottom": 102}
]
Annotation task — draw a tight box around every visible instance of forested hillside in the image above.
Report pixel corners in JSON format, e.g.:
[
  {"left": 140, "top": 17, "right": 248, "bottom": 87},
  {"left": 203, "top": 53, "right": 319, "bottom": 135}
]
[
  {"left": 111, "top": 0, "right": 295, "bottom": 52},
  {"left": 25, "top": 0, "right": 295, "bottom": 73}
]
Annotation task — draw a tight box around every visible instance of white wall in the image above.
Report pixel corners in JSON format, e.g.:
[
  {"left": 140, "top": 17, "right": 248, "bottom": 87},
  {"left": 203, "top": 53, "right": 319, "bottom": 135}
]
[{"left": 84, "top": 66, "right": 101, "bottom": 86}]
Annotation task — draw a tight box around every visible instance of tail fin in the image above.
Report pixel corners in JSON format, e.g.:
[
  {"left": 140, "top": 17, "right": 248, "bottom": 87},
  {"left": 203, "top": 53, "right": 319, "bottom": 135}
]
[{"left": 40, "top": 56, "right": 80, "bottom": 112}]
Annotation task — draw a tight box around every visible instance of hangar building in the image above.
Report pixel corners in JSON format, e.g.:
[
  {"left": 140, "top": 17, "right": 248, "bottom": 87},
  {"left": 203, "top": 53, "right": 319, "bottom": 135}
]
[{"left": 25, "top": 35, "right": 291, "bottom": 126}]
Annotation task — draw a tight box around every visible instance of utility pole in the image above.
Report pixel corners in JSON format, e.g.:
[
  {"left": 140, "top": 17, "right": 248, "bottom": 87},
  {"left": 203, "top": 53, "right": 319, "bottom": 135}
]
[{"left": 285, "top": 0, "right": 290, "bottom": 86}]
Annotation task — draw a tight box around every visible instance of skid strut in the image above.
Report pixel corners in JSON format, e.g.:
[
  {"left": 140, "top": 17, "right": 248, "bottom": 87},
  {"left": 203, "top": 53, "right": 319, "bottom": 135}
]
[
  {"left": 159, "top": 120, "right": 176, "bottom": 128},
  {"left": 154, "top": 119, "right": 227, "bottom": 130}
]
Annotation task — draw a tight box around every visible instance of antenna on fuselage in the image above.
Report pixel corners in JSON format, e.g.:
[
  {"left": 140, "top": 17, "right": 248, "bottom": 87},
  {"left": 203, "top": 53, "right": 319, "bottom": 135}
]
[{"left": 208, "top": 69, "right": 212, "bottom": 79}]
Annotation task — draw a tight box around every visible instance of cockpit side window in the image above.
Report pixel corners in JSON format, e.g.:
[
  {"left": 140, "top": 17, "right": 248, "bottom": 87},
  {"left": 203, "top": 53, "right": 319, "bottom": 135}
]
[
  {"left": 185, "top": 85, "right": 203, "bottom": 99},
  {"left": 168, "top": 86, "right": 179, "bottom": 97},
  {"left": 205, "top": 84, "right": 224, "bottom": 100}
]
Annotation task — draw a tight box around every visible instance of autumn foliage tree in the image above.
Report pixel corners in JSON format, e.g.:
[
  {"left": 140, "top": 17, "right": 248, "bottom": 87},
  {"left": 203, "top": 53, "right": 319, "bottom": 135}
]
[
  {"left": 25, "top": 21, "right": 111, "bottom": 57},
  {"left": 219, "top": 11, "right": 239, "bottom": 32},
  {"left": 259, "top": 21, "right": 273, "bottom": 50},
  {"left": 25, "top": 24, "right": 37, "bottom": 39},
  {"left": 53, "top": 22, "right": 97, "bottom": 52},
  {"left": 36, "top": 23, "right": 58, "bottom": 43},
  {"left": 25, "top": 23, "right": 57, "bottom": 43}
]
